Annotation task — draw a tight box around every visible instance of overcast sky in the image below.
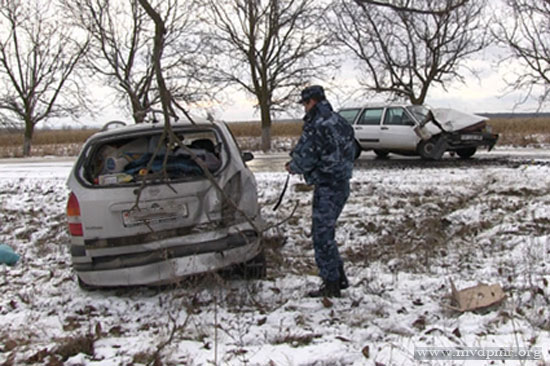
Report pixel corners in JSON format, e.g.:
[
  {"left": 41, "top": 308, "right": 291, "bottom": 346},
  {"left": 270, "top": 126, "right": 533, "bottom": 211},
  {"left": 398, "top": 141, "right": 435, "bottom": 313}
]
[
  {"left": 206, "top": 49, "right": 544, "bottom": 122},
  {"left": 180, "top": 47, "right": 545, "bottom": 123},
  {"left": 63, "top": 47, "right": 543, "bottom": 129},
  {"left": 207, "top": 0, "right": 545, "bottom": 122},
  {"left": 53, "top": 1, "right": 546, "bottom": 128}
]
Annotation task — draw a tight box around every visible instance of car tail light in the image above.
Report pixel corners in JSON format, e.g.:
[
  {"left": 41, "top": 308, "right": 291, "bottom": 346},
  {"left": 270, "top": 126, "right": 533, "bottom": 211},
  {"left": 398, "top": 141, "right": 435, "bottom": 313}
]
[{"left": 67, "top": 192, "right": 83, "bottom": 237}]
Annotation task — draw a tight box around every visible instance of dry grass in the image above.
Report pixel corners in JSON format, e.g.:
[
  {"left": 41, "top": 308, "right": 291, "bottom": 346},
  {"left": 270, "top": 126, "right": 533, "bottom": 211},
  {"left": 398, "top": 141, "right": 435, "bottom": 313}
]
[
  {"left": 0, "top": 129, "right": 96, "bottom": 157},
  {"left": 0, "top": 117, "right": 548, "bottom": 157},
  {"left": 489, "top": 117, "right": 550, "bottom": 134},
  {"left": 0, "top": 121, "right": 304, "bottom": 157},
  {"left": 227, "top": 120, "right": 303, "bottom": 137},
  {"left": 488, "top": 117, "right": 550, "bottom": 146},
  {"left": 0, "top": 128, "right": 97, "bottom": 146}
]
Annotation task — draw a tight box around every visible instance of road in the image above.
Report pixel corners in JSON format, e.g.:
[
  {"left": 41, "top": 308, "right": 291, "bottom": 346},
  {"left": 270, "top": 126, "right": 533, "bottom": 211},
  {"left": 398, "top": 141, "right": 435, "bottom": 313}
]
[
  {"left": 246, "top": 147, "right": 550, "bottom": 172},
  {"left": 0, "top": 147, "right": 549, "bottom": 179},
  {"left": 0, "top": 157, "right": 75, "bottom": 179}
]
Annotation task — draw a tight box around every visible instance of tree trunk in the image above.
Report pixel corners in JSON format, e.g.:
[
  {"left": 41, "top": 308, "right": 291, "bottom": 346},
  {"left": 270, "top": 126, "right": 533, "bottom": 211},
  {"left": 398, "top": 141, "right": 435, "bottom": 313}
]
[
  {"left": 23, "top": 125, "right": 33, "bottom": 156},
  {"left": 23, "top": 137, "right": 32, "bottom": 157},
  {"left": 130, "top": 97, "right": 147, "bottom": 124},
  {"left": 23, "top": 122, "right": 34, "bottom": 157},
  {"left": 261, "top": 122, "right": 271, "bottom": 152},
  {"left": 410, "top": 95, "right": 424, "bottom": 105},
  {"left": 134, "top": 110, "right": 146, "bottom": 124},
  {"left": 259, "top": 100, "right": 272, "bottom": 152}
]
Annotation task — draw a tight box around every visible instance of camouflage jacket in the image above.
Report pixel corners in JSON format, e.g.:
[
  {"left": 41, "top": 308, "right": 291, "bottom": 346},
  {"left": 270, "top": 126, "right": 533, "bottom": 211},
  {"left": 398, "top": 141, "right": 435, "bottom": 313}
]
[{"left": 289, "top": 100, "right": 355, "bottom": 186}]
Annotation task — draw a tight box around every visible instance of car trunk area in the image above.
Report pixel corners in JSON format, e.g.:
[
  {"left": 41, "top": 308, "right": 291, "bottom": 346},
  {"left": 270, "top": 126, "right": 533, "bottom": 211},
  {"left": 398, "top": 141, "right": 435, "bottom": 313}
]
[{"left": 80, "top": 128, "right": 223, "bottom": 186}]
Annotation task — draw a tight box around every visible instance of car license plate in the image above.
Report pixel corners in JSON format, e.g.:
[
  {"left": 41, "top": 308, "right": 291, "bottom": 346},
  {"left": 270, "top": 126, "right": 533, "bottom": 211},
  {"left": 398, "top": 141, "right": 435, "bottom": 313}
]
[
  {"left": 461, "top": 134, "right": 483, "bottom": 141},
  {"left": 122, "top": 202, "right": 188, "bottom": 226}
]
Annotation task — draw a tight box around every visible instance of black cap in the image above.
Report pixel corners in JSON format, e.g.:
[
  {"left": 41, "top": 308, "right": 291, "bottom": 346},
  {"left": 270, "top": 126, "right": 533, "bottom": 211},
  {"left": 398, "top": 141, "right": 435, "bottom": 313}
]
[{"left": 298, "top": 85, "right": 326, "bottom": 104}]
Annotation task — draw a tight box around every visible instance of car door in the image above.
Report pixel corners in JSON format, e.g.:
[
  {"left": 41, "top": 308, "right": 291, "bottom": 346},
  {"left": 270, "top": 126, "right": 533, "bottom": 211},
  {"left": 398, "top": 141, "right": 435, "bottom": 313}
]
[
  {"left": 354, "top": 108, "right": 384, "bottom": 150},
  {"left": 379, "top": 107, "right": 420, "bottom": 150}
]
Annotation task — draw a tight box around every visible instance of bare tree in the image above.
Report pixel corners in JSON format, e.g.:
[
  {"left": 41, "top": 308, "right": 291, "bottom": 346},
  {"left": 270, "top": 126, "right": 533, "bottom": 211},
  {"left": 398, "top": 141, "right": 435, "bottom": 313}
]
[
  {"left": 332, "top": 0, "right": 489, "bottom": 105},
  {"left": 0, "top": 0, "right": 88, "bottom": 156},
  {"left": 62, "top": 0, "right": 210, "bottom": 124},
  {"left": 129, "top": 1, "right": 266, "bottom": 308},
  {"left": 0, "top": 111, "right": 20, "bottom": 131},
  {"left": 202, "top": 0, "right": 337, "bottom": 151},
  {"left": 134, "top": 0, "right": 263, "bottom": 236},
  {"left": 493, "top": 0, "right": 550, "bottom": 106},
  {"left": 353, "top": 0, "right": 469, "bottom": 15}
]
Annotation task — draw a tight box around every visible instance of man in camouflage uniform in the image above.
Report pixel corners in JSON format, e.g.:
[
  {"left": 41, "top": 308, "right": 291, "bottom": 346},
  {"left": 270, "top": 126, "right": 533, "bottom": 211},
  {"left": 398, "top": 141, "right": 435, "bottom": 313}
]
[{"left": 286, "top": 85, "right": 355, "bottom": 298}]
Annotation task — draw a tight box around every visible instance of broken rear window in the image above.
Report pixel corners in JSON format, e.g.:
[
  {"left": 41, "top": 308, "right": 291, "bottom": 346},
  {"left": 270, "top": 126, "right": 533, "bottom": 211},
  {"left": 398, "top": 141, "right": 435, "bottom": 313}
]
[{"left": 80, "top": 128, "right": 223, "bottom": 186}]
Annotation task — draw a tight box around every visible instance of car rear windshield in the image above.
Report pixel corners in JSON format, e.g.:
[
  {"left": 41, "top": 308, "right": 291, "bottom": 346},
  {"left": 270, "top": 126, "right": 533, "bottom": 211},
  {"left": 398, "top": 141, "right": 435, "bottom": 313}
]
[{"left": 80, "top": 128, "right": 223, "bottom": 186}]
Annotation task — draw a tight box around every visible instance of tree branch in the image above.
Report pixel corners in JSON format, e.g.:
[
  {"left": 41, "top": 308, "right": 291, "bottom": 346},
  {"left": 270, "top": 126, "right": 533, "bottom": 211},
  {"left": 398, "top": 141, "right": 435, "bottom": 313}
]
[{"left": 354, "top": 0, "right": 470, "bottom": 15}]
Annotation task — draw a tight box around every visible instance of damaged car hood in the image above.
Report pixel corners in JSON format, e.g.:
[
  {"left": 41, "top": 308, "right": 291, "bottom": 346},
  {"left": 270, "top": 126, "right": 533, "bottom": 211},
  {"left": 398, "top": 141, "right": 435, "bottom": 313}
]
[{"left": 431, "top": 108, "right": 488, "bottom": 132}]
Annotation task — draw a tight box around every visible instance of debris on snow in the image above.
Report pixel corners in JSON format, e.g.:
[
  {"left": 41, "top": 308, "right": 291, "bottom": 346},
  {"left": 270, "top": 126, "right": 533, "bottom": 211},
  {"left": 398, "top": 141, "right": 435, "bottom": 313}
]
[
  {"left": 0, "top": 244, "right": 20, "bottom": 266},
  {"left": 448, "top": 279, "right": 506, "bottom": 312}
]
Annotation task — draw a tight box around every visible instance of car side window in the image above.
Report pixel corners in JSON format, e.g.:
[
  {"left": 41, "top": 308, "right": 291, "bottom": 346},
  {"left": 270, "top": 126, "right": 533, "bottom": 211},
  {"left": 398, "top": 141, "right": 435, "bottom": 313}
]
[
  {"left": 338, "top": 109, "right": 361, "bottom": 125},
  {"left": 357, "top": 108, "right": 383, "bottom": 125},
  {"left": 384, "top": 107, "right": 412, "bottom": 126}
]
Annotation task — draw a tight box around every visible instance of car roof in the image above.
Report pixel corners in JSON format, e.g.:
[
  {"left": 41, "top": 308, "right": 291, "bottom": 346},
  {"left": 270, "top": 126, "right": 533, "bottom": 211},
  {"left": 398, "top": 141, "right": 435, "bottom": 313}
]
[{"left": 339, "top": 103, "right": 423, "bottom": 110}]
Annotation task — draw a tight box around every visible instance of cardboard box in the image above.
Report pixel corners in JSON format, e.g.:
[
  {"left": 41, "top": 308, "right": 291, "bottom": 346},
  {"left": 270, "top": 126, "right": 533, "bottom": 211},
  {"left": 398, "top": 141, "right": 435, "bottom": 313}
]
[{"left": 449, "top": 279, "right": 506, "bottom": 312}]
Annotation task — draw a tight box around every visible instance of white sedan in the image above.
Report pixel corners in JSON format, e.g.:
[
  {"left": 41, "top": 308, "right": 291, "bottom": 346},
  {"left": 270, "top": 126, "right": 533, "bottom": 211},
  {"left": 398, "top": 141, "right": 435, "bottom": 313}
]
[{"left": 339, "top": 104, "right": 499, "bottom": 160}]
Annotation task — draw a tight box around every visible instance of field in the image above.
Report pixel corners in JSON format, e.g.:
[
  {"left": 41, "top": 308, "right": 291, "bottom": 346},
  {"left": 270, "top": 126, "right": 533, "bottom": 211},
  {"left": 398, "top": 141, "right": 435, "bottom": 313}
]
[
  {"left": 490, "top": 117, "right": 550, "bottom": 146},
  {"left": 1, "top": 157, "right": 549, "bottom": 365},
  {"left": 0, "top": 117, "right": 549, "bottom": 157}
]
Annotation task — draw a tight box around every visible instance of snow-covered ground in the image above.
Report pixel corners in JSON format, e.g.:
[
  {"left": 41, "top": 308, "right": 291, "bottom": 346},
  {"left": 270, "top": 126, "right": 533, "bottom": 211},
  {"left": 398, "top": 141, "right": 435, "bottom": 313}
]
[{"left": 1, "top": 153, "right": 550, "bottom": 365}]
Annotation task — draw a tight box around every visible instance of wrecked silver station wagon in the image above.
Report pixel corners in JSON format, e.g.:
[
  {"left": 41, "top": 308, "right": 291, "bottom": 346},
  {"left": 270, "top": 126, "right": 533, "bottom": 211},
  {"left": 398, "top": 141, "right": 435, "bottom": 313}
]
[
  {"left": 66, "top": 119, "right": 265, "bottom": 288},
  {"left": 339, "top": 104, "right": 499, "bottom": 160}
]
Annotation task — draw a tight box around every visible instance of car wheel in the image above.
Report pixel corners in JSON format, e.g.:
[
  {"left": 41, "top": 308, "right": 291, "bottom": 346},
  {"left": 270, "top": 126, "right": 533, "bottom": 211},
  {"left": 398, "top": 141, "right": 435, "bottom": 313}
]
[
  {"left": 241, "top": 251, "right": 267, "bottom": 279},
  {"left": 222, "top": 251, "right": 267, "bottom": 280},
  {"left": 417, "top": 137, "right": 445, "bottom": 160},
  {"left": 374, "top": 149, "right": 389, "bottom": 159},
  {"left": 456, "top": 147, "right": 477, "bottom": 159},
  {"left": 354, "top": 140, "right": 362, "bottom": 160}
]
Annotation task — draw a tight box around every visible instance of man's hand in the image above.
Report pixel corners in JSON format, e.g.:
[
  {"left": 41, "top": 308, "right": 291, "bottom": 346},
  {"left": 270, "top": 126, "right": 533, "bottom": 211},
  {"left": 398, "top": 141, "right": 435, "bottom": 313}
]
[{"left": 285, "top": 161, "right": 293, "bottom": 174}]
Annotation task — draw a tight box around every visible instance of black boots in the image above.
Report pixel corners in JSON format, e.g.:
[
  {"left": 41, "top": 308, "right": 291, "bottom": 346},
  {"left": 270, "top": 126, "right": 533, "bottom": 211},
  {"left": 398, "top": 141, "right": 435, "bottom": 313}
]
[
  {"left": 339, "top": 265, "right": 349, "bottom": 290},
  {"left": 307, "top": 266, "right": 349, "bottom": 298},
  {"left": 307, "top": 280, "right": 341, "bottom": 298}
]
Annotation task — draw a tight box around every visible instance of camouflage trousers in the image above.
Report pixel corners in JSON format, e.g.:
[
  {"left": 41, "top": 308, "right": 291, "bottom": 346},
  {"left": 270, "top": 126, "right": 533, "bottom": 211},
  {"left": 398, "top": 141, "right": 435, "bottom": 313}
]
[{"left": 312, "top": 180, "right": 350, "bottom": 282}]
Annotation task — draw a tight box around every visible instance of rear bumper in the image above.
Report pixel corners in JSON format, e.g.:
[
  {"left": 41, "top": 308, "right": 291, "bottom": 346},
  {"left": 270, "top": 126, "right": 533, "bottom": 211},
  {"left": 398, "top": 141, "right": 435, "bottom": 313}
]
[{"left": 71, "top": 228, "right": 261, "bottom": 287}]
